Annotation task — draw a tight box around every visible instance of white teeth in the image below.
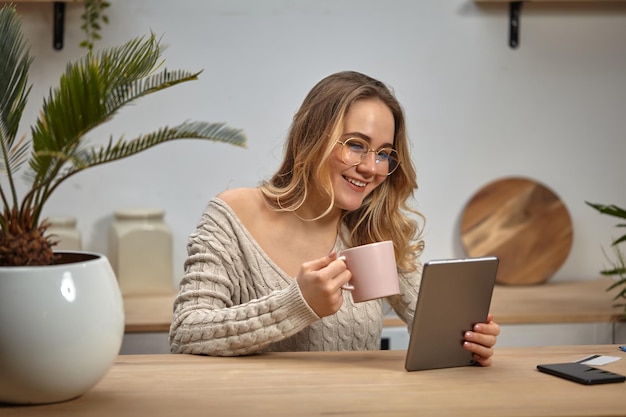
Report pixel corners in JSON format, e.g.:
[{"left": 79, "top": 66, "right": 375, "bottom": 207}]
[{"left": 346, "top": 177, "right": 366, "bottom": 187}]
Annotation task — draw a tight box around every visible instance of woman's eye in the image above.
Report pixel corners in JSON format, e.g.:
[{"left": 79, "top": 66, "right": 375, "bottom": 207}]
[{"left": 348, "top": 143, "right": 367, "bottom": 152}]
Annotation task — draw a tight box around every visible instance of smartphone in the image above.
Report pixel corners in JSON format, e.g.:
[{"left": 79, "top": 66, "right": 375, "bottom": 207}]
[{"left": 537, "top": 362, "right": 626, "bottom": 385}]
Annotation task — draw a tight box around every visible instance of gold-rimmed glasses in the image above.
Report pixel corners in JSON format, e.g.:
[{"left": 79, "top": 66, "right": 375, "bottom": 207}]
[{"left": 336, "top": 137, "right": 400, "bottom": 176}]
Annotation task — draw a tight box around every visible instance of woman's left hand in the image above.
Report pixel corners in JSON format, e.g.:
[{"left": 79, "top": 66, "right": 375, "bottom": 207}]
[{"left": 462, "top": 313, "right": 500, "bottom": 367}]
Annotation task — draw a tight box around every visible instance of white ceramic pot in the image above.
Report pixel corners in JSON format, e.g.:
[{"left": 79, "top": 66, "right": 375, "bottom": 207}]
[{"left": 0, "top": 252, "right": 124, "bottom": 404}]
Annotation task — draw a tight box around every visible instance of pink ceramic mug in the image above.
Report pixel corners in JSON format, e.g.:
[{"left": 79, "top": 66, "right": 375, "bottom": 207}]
[{"left": 338, "top": 240, "right": 400, "bottom": 303}]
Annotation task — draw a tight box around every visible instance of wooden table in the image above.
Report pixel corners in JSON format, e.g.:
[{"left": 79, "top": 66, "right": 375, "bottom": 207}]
[{"left": 2, "top": 345, "right": 625, "bottom": 417}]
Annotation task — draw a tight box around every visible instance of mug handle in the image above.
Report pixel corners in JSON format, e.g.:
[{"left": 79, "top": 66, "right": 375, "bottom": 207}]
[{"left": 337, "top": 256, "right": 354, "bottom": 290}]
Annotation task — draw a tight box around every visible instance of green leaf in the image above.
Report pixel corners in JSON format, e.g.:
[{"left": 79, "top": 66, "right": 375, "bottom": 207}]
[
  {"left": 587, "top": 201, "right": 626, "bottom": 247},
  {"left": 80, "top": 0, "right": 110, "bottom": 51},
  {"left": 613, "top": 235, "right": 626, "bottom": 246},
  {"left": 585, "top": 202, "right": 626, "bottom": 220}
]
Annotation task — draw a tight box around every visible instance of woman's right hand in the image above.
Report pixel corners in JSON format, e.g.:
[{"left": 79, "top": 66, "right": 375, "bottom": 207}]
[{"left": 296, "top": 252, "right": 352, "bottom": 317}]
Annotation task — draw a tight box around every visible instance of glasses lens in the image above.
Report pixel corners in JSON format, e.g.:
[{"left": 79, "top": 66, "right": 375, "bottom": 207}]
[
  {"left": 341, "top": 138, "right": 368, "bottom": 165},
  {"left": 376, "top": 148, "right": 399, "bottom": 175}
]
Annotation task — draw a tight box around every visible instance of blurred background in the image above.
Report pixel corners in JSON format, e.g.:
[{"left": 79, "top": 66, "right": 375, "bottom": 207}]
[{"left": 6, "top": 0, "right": 626, "bottom": 286}]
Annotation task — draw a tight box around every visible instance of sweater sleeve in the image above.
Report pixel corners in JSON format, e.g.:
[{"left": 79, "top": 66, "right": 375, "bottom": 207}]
[
  {"left": 385, "top": 259, "right": 423, "bottom": 330},
  {"left": 169, "top": 199, "right": 320, "bottom": 356}
]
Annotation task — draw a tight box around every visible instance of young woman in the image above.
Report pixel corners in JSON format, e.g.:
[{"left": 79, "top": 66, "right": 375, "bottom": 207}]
[{"left": 169, "top": 71, "right": 500, "bottom": 365}]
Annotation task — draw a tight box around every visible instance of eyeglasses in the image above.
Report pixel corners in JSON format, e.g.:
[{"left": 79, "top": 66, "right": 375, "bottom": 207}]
[{"left": 336, "top": 137, "right": 400, "bottom": 176}]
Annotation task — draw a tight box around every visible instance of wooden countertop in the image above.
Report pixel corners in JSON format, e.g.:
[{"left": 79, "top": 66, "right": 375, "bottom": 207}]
[
  {"left": 384, "top": 276, "right": 624, "bottom": 327},
  {"left": 123, "top": 277, "right": 624, "bottom": 332},
  {"left": 490, "top": 276, "right": 623, "bottom": 324},
  {"left": 3, "top": 345, "right": 625, "bottom": 417},
  {"left": 123, "top": 291, "right": 176, "bottom": 333}
]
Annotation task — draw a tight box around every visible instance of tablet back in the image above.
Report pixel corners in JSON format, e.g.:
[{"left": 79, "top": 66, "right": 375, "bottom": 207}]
[{"left": 404, "top": 256, "right": 498, "bottom": 372}]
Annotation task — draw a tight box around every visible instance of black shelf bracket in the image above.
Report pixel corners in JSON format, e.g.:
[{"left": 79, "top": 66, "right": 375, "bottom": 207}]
[
  {"left": 53, "top": 2, "right": 66, "bottom": 50},
  {"left": 509, "top": 1, "right": 523, "bottom": 49}
]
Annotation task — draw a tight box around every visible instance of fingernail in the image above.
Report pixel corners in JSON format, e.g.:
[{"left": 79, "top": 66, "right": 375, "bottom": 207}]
[{"left": 337, "top": 255, "right": 346, "bottom": 262}]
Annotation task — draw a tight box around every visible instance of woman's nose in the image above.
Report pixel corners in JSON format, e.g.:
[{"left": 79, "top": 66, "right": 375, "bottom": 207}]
[{"left": 357, "top": 151, "right": 378, "bottom": 175}]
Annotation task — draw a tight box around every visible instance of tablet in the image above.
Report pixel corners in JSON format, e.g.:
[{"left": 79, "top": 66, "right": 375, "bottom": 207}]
[{"left": 404, "top": 256, "right": 499, "bottom": 372}]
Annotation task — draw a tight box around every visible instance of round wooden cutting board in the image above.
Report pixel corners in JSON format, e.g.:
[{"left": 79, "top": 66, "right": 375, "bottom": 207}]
[{"left": 460, "top": 177, "right": 573, "bottom": 285}]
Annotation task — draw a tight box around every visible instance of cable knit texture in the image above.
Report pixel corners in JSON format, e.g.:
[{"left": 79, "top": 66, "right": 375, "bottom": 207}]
[{"left": 169, "top": 197, "right": 422, "bottom": 356}]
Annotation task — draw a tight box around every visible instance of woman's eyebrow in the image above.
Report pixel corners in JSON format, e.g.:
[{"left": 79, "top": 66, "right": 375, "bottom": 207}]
[{"left": 343, "top": 132, "right": 394, "bottom": 148}]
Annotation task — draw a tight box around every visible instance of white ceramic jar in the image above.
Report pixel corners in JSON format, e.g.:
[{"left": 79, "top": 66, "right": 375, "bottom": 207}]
[
  {"left": 108, "top": 208, "right": 174, "bottom": 295},
  {"left": 47, "top": 216, "right": 82, "bottom": 251}
]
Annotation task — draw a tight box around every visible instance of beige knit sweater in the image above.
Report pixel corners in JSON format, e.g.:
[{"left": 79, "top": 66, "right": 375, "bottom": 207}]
[{"left": 169, "top": 197, "right": 422, "bottom": 356}]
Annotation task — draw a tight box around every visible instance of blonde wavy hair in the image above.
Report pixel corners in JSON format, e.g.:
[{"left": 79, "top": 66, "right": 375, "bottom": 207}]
[{"left": 260, "top": 71, "right": 424, "bottom": 273}]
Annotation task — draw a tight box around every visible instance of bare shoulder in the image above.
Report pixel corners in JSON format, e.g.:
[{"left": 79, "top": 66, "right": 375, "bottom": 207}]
[{"left": 217, "top": 188, "right": 265, "bottom": 220}]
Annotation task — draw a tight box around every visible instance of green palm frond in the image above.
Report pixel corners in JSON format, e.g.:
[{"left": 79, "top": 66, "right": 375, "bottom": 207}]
[
  {"left": 586, "top": 201, "right": 626, "bottom": 247},
  {"left": 0, "top": 5, "right": 246, "bottom": 237},
  {"left": 26, "top": 121, "right": 245, "bottom": 216},
  {"left": 0, "top": 6, "right": 32, "bottom": 145},
  {"left": 588, "top": 201, "right": 626, "bottom": 317},
  {"left": 0, "top": 6, "right": 33, "bottom": 213},
  {"left": 66, "top": 122, "right": 244, "bottom": 172},
  {"left": 96, "top": 33, "right": 163, "bottom": 90},
  {"left": 106, "top": 68, "right": 202, "bottom": 116},
  {"left": 586, "top": 202, "right": 626, "bottom": 220},
  {"left": 614, "top": 234, "right": 626, "bottom": 247},
  {"left": 30, "top": 34, "right": 166, "bottom": 166},
  {"left": 605, "top": 248, "right": 626, "bottom": 314}
]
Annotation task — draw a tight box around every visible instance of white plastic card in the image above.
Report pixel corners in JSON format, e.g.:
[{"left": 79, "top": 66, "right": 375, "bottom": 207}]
[{"left": 576, "top": 355, "right": 621, "bottom": 366}]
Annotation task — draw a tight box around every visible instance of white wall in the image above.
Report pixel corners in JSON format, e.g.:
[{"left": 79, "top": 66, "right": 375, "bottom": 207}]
[{"left": 7, "top": 0, "right": 626, "bottom": 287}]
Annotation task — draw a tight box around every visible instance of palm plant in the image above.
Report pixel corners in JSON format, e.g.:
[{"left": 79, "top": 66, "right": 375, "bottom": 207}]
[
  {"left": 0, "top": 5, "right": 246, "bottom": 266},
  {"left": 586, "top": 202, "right": 626, "bottom": 318}
]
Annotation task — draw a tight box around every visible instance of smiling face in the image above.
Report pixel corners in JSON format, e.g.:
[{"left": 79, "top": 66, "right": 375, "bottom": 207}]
[
  {"left": 264, "top": 71, "right": 414, "bottom": 224},
  {"left": 329, "top": 98, "right": 395, "bottom": 212}
]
